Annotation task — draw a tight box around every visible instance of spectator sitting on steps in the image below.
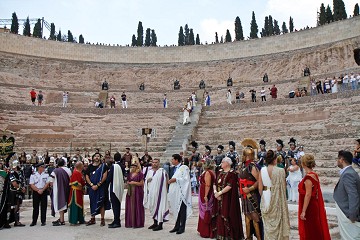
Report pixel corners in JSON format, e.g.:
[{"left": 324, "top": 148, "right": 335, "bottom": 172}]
[
  {"left": 102, "top": 80, "right": 109, "bottom": 90},
  {"left": 95, "top": 100, "right": 104, "bottom": 108}
]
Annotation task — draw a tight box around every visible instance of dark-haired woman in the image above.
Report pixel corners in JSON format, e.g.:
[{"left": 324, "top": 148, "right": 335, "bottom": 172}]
[
  {"left": 259, "top": 150, "right": 290, "bottom": 239},
  {"left": 353, "top": 139, "right": 360, "bottom": 167},
  {"left": 298, "top": 154, "right": 330, "bottom": 240}
]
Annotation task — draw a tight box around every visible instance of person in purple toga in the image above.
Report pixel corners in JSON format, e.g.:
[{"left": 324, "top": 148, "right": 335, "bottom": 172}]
[{"left": 49, "top": 158, "right": 71, "bottom": 226}]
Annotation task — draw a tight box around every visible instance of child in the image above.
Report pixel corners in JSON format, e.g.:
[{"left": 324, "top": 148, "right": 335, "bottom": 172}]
[
  {"left": 190, "top": 161, "right": 199, "bottom": 195},
  {"left": 286, "top": 159, "right": 302, "bottom": 202}
]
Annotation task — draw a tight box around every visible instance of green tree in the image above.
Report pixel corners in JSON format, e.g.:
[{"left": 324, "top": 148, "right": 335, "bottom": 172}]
[
  {"left": 250, "top": 11, "right": 258, "bottom": 39},
  {"left": 225, "top": 29, "right": 232, "bottom": 42},
  {"left": 151, "top": 30, "right": 157, "bottom": 46},
  {"left": 137, "top": 21, "right": 143, "bottom": 46},
  {"left": 234, "top": 16, "right": 244, "bottom": 41},
  {"left": 262, "top": 16, "right": 269, "bottom": 36},
  {"left": 189, "top": 29, "right": 195, "bottom": 45},
  {"left": 145, "top": 28, "right": 151, "bottom": 46},
  {"left": 273, "top": 19, "right": 281, "bottom": 35},
  {"left": 79, "top": 34, "right": 84, "bottom": 43},
  {"left": 354, "top": 3, "right": 359, "bottom": 16},
  {"left": 10, "top": 12, "right": 19, "bottom": 34},
  {"left": 57, "top": 30, "right": 62, "bottom": 41},
  {"left": 67, "top": 30, "right": 74, "bottom": 42},
  {"left": 215, "top": 32, "right": 219, "bottom": 43},
  {"left": 49, "top": 23, "right": 56, "bottom": 40},
  {"left": 281, "top": 22, "right": 288, "bottom": 34},
  {"left": 319, "top": 3, "right": 326, "bottom": 25},
  {"left": 178, "top": 26, "right": 185, "bottom": 46},
  {"left": 131, "top": 34, "right": 137, "bottom": 46},
  {"left": 196, "top": 34, "right": 200, "bottom": 45},
  {"left": 289, "top": 16, "right": 294, "bottom": 32},
  {"left": 220, "top": 35, "right": 224, "bottom": 43},
  {"left": 23, "top": 16, "right": 31, "bottom": 36},
  {"left": 333, "top": 0, "right": 347, "bottom": 20},
  {"left": 268, "top": 15, "right": 274, "bottom": 35},
  {"left": 184, "top": 24, "right": 190, "bottom": 45},
  {"left": 33, "top": 19, "right": 42, "bottom": 38},
  {"left": 326, "top": 5, "right": 334, "bottom": 23}
]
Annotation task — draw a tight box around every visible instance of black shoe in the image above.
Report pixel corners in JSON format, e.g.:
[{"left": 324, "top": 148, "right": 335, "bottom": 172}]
[
  {"left": 108, "top": 221, "right": 115, "bottom": 227},
  {"left": 108, "top": 223, "right": 121, "bottom": 228},
  {"left": 148, "top": 223, "right": 158, "bottom": 229},
  {"left": 30, "top": 222, "right": 36, "bottom": 227},
  {"left": 53, "top": 221, "right": 65, "bottom": 226},
  {"left": 176, "top": 230, "right": 185, "bottom": 234},
  {"left": 169, "top": 228, "right": 179, "bottom": 233},
  {"left": 3, "top": 224, "right": 11, "bottom": 229},
  {"left": 14, "top": 222, "right": 26, "bottom": 227},
  {"left": 52, "top": 219, "right": 60, "bottom": 224},
  {"left": 41, "top": 222, "right": 46, "bottom": 226},
  {"left": 153, "top": 225, "right": 163, "bottom": 231}
]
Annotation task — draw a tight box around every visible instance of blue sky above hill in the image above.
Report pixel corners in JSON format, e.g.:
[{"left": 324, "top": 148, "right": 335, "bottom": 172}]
[{"left": 1, "top": 0, "right": 358, "bottom": 45}]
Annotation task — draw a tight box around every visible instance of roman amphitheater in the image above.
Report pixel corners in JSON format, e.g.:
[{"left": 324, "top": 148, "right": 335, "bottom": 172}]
[{"left": 0, "top": 15, "right": 360, "bottom": 239}]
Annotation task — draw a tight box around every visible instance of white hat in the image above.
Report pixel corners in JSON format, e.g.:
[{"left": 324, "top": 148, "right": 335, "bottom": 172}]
[{"left": 49, "top": 157, "right": 55, "bottom": 163}]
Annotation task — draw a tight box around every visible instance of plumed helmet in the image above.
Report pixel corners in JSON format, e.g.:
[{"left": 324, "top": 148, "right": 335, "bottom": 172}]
[
  {"left": 205, "top": 145, "right": 212, "bottom": 153},
  {"left": 228, "top": 141, "right": 236, "bottom": 149},
  {"left": 190, "top": 141, "right": 198, "bottom": 149},
  {"left": 217, "top": 145, "right": 224, "bottom": 151},
  {"left": 288, "top": 137, "right": 296, "bottom": 145},
  {"left": 276, "top": 139, "right": 284, "bottom": 148},
  {"left": 259, "top": 139, "right": 266, "bottom": 146}
]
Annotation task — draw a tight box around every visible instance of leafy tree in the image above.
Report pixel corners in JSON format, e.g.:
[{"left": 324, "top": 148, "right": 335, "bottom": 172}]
[
  {"left": 10, "top": 12, "right": 19, "bottom": 34},
  {"left": 79, "top": 34, "right": 84, "bottom": 43},
  {"left": 195, "top": 34, "right": 200, "bottom": 45},
  {"left": 33, "top": 19, "right": 42, "bottom": 38},
  {"left": 23, "top": 16, "right": 31, "bottom": 36},
  {"left": 145, "top": 28, "right": 151, "bottom": 46},
  {"left": 137, "top": 21, "right": 144, "bottom": 46},
  {"left": 184, "top": 24, "right": 190, "bottom": 45},
  {"left": 131, "top": 34, "right": 137, "bottom": 46},
  {"left": 333, "top": 0, "right": 347, "bottom": 20},
  {"left": 250, "top": 11, "right": 258, "bottom": 39},
  {"left": 234, "top": 16, "right": 244, "bottom": 40},
  {"left": 215, "top": 32, "right": 219, "bottom": 43},
  {"left": 225, "top": 29, "right": 232, "bottom": 42},
  {"left": 57, "top": 30, "right": 62, "bottom": 41},
  {"left": 326, "top": 5, "right": 334, "bottom": 23},
  {"left": 268, "top": 15, "right": 274, "bottom": 35},
  {"left": 49, "top": 23, "right": 56, "bottom": 40},
  {"left": 319, "top": 3, "right": 326, "bottom": 25},
  {"left": 273, "top": 19, "right": 281, "bottom": 35},
  {"left": 178, "top": 26, "right": 185, "bottom": 46},
  {"left": 289, "top": 16, "right": 294, "bottom": 32},
  {"left": 354, "top": 3, "right": 359, "bottom": 16},
  {"left": 67, "top": 30, "right": 74, "bottom": 42},
  {"left": 281, "top": 22, "right": 288, "bottom": 34},
  {"left": 151, "top": 30, "right": 157, "bottom": 46},
  {"left": 262, "top": 16, "right": 269, "bottom": 37},
  {"left": 189, "top": 29, "right": 195, "bottom": 45}
]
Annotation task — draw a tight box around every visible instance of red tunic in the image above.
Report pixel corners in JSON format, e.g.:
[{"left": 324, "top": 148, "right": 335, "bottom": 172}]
[
  {"left": 68, "top": 169, "right": 85, "bottom": 208},
  {"left": 298, "top": 172, "right": 330, "bottom": 240},
  {"left": 197, "top": 170, "right": 216, "bottom": 238}
]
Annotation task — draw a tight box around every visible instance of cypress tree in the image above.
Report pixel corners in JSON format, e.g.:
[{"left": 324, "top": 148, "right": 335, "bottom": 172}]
[
  {"left": 268, "top": 15, "right": 274, "bottom": 35},
  {"left": 178, "top": 26, "right": 185, "bottom": 46},
  {"left": 151, "top": 30, "right": 157, "bottom": 46},
  {"left": 184, "top": 24, "right": 190, "bottom": 45},
  {"left": 57, "top": 30, "right": 62, "bottom": 41},
  {"left": 49, "top": 23, "right": 56, "bottom": 40},
  {"left": 131, "top": 34, "right": 137, "bottom": 46},
  {"left": 215, "top": 32, "right": 219, "bottom": 43},
  {"left": 67, "top": 30, "right": 74, "bottom": 42},
  {"left": 145, "top": 28, "right": 151, "bottom": 46},
  {"left": 33, "top": 19, "right": 42, "bottom": 38},
  {"left": 220, "top": 36, "right": 224, "bottom": 43},
  {"left": 195, "top": 34, "right": 200, "bottom": 45},
  {"left": 326, "top": 5, "right": 334, "bottom": 23},
  {"left": 137, "top": 21, "right": 143, "bottom": 46},
  {"left": 189, "top": 29, "right": 195, "bottom": 45},
  {"left": 355, "top": 3, "right": 360, "bottom": 16},
  {"left": 225, "top": 29, "right": 232, "bottom": 42},
  {"left": 319, "top": 3, "right": 327, "bottom": 25},
  {"left": 273, "top": 19, "right": 281, "bottom": 35},
  {"left": 281, "top": 22, "right": 288, "bottom": 34},
  {"left": 289, "top": 16, "right": 294, "bottom": 32},
  {"left": 334, "top": 0, "right": 347, "bottom": 20},
  {"left": 339, "top": 0, "right": 347, "bottom": 19},
  {"left": 263, "top": 16, "right": 269, "bottom": 36},
  {"left": 234, "top": 16, "right": 244, "bottom": 41},
  {"left": 79, "top": 34, "right": 84, "bottom": 43},
  {"left": 23, "top": 16, "right": 31, "bottom": 36},
  {"left": 250, "top": 11, "right": 258, "bottom": 39},
  {"left": 10, "top": 12, "right": 19, "bottom": 34}
]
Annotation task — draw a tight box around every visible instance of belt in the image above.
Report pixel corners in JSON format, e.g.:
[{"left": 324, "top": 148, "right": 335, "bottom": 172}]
[
  {"left": 263, "top": 186, "right": 272, "bottom": 191},
  {"left": 71, "top": 185, "right": 83, "bottom": 190}
]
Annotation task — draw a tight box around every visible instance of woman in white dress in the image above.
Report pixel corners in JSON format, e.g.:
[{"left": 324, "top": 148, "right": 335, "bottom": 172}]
[
  {"left": 226, "top": 89, "right": 232, "bottom": 104},
  {"left": 286, "top": 159, "right": 302, "bottom": 202},
  {"left": 331, "top": 77, "right": 338, "bottom": 93},
  {"left": 259, "top": 150, "right": 290, "bottom": 240}
]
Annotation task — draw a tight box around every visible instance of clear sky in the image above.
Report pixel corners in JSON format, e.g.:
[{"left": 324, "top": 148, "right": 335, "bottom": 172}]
[{"left": 0, "top": 0, "right": 358, "bottom": 46}]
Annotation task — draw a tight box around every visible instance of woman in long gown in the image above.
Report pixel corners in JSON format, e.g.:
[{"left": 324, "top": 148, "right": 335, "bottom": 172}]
[
  {"left": 259, "top": 150, "right": 290, "bottom": 240},
  {"left": 331, "top": 77, "right": 338, "bottom": 93},
  {"left": 286, "top": 159, "right": 302, "bottom": 202},
  {"left": 213, "top": 157, "right": 244, "bottom": 240},
  {"left": 197, "top": 160, "right": 216, "bottom": 238},
  {"left": 298, "top": 154, "right": 330, "bottom": 240},
  {"left": 125, "top": 162, "right": 145, "bottom": 228}
]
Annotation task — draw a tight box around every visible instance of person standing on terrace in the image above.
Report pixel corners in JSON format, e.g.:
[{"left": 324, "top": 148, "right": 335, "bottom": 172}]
[{"left": 30, "top": 89, "right": 37, "bottom": 106}]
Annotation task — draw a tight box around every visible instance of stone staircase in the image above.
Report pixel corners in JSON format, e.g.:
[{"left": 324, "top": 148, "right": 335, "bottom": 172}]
[{"left": 98, "top": 90, "right": 108, "bottom": 107}]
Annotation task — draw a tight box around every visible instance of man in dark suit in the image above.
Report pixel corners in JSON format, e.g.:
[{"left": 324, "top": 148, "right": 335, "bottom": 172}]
[{"left": 334, "top": 150, "right": 360, "bottom": 239}]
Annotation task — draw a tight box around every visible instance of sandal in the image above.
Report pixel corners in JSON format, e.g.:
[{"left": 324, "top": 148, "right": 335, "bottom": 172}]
[
  {"left": 100, "top": 218, "right": 105, "bottom": 227},
  {"left": 86, "top": 218, "right": 96, "bottom": 226},
  {"left": 53, "top": 221, "right": 65, "bottom": 226}
]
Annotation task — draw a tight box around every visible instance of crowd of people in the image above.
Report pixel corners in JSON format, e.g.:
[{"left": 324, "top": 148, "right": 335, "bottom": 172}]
[{"left": 1, "top": 137, "right": 359, "bottom": 239}]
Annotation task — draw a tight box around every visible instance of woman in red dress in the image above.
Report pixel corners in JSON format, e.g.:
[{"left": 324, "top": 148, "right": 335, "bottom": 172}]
[
  {"left": 197, "top": 160, "right": 216, "bottom": 238},
  {"left": 298, "top": 154, "right": 330, "bottom": 240}
]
